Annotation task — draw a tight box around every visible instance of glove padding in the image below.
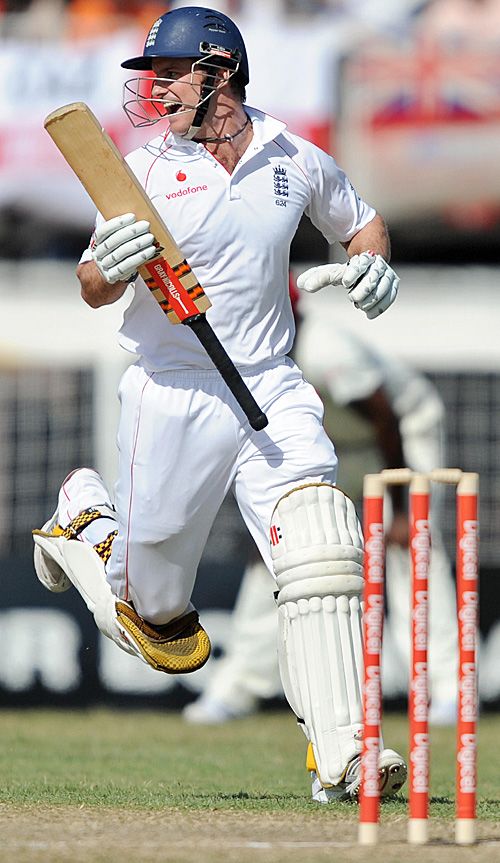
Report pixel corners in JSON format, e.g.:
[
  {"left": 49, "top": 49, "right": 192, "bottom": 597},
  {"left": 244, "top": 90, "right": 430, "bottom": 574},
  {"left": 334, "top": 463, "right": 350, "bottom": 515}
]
[
  {"left": 92, "top": 213, "right": 158, "bottom": 284},
  {"left": 342, "top": 252, "right": 399, "bottom": 319},
  {"left": 296, "top": 251, "right": 399, "bottom": 319}
]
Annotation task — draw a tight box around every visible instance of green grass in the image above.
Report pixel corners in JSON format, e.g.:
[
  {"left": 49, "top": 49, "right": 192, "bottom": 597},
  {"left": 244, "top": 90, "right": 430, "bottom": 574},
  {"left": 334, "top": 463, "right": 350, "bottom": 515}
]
[
  {"left": 0, "top": 708, "right": 498, "bottom": 818},
  {"left": 0, "top": 710, "right": 499, "bottom": 863},
  {"left": 1, "top": 708, "right": 302, "bottom": 809}
]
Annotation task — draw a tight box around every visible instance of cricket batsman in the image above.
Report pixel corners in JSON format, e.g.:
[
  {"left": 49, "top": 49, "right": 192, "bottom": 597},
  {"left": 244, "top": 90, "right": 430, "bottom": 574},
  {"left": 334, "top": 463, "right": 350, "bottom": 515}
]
[{"left": 34, "top": 6, "right": 406, "bottom": 802}]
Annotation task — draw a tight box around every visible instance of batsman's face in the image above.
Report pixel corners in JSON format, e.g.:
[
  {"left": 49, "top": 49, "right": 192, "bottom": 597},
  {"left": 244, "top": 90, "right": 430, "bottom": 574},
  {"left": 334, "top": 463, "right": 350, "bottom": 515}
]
[{"left": 151, "top": 57, "right": 207, "bottom": 134}]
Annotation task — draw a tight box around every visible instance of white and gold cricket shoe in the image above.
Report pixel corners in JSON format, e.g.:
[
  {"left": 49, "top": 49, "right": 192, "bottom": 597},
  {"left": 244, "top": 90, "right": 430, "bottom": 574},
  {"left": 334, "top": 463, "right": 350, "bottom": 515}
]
[{"left": 309, "top": 744, "right": 407, "bottom": 803}]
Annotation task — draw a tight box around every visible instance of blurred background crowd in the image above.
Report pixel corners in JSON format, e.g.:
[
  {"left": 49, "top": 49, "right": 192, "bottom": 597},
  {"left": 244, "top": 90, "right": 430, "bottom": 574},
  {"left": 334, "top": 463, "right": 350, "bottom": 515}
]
[
  {"left": 3, "top": 0, "right": 500, "bottom": 38},
  {"left": 1, "top": 1, "right": 499, "bottom": 718},
  {"left": 2, "top": 0, "right": 500, "bottom": 260}
]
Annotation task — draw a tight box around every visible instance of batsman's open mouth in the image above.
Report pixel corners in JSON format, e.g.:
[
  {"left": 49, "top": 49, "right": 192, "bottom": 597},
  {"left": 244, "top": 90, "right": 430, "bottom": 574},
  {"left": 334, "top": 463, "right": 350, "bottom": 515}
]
[{"left": 166, "top": 102, "right": 182, "bottom": 115}]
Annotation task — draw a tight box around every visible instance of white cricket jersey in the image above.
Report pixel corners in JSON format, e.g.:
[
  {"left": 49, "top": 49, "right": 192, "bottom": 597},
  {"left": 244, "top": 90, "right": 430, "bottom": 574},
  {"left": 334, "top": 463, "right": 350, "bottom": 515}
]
[{"left": 82, "top": 106, "right": 375, "bottom": 370}]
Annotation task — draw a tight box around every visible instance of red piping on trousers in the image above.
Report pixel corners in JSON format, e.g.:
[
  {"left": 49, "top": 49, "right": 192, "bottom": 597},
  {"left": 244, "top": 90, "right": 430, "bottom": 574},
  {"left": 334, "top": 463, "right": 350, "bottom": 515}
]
[{"left": 124, "top": 371, "right": 155, "bottom": 599}]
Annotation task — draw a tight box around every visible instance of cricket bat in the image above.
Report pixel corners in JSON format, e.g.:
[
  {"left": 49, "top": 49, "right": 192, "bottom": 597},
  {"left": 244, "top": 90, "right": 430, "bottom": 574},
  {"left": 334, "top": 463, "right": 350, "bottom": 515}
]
[{"left": 44, "top": 102, "right": 268, "bottom": 432}]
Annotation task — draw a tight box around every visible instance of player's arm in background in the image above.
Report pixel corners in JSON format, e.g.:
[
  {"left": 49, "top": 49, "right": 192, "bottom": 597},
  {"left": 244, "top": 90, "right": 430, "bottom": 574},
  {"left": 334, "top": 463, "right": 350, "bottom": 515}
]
[{"left": 348, "top": 386, "right": 409, "bottom": 547}]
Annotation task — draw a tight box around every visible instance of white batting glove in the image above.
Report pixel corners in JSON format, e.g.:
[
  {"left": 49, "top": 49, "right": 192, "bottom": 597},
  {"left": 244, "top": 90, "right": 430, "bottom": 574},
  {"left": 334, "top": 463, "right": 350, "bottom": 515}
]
[
  {"left": 296, "top": 253, "right": 399, "bottom": 319},
  {"left": 342, "top": 252, "right": 399, "bottom": 319},
  {"left": 92, "top": 213, "right": 158, "bottom": 284},
  {"left": 296, "top": 263, "right": 347, "bottom": 293}
]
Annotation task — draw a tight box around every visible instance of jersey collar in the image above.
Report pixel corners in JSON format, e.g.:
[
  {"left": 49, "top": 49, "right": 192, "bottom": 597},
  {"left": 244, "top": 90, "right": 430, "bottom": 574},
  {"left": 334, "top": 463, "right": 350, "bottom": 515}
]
[
  {"left": 163, "top": 105, "right": 287, "bottom": 154},
  {"left": 243, "top": 106, "right": 287, "bottom": 146}
]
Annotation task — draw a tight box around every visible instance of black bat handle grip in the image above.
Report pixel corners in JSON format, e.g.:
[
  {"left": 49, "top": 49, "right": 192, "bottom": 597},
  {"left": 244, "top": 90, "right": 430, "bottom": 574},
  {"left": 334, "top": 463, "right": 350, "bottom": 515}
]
[{"left": 185, "top": 315, "right": 268, "bottom": 431}]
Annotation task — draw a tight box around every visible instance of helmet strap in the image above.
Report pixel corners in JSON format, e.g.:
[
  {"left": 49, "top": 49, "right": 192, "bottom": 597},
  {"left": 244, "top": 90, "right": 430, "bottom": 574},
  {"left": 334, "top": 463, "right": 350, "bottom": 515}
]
[{"left": 181, "top": 69, "right": 218, "bottom": 140}]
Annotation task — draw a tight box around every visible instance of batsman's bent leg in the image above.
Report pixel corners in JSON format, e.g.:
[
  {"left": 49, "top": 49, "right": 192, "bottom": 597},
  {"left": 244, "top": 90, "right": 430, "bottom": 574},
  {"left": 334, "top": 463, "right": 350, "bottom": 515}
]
[{"left": 33, "top": 469, "right": 211, "bottom": 673}]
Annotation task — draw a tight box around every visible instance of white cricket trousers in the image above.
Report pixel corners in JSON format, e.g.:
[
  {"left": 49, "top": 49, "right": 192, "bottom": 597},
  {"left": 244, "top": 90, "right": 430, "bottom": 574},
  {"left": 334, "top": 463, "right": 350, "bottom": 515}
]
[{"left": 60, "top": 357, "right": 337, "bottom": 625}]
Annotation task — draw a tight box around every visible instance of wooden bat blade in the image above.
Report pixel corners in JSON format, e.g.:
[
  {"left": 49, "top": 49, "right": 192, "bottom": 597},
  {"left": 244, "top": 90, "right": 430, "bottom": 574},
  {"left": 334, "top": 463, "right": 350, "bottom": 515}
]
[{"left": 44, "top": 101, "right": 210, "bottom": 323}]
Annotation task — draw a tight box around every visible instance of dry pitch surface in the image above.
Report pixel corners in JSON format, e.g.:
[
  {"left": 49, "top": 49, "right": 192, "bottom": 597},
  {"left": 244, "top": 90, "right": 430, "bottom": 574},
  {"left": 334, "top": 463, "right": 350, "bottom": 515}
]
[
  {"left": 2, "top": 806, "right": 500, "bottom": 863},
  {"left": 1, "top": 709, "right": 499, "bottom": 863},
  {"left": 0, "top": 806, "right": 500, "bottom": 863}
]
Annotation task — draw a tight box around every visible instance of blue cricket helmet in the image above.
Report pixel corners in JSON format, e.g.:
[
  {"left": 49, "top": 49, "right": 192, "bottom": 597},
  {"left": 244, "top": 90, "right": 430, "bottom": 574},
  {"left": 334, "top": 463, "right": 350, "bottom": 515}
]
[{"left": 121, "top": 6, "right": 249, "bottom": 85}]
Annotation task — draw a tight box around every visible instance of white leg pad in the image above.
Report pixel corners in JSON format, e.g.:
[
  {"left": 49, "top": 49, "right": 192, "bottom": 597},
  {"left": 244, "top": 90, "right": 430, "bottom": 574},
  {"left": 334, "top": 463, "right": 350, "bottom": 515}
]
[
  {"left": 271, "top": 483, "right": 365, "bottom": 786},
  {"left": 33, "top": 532, "right": 71, "bottom": 593},
  {"left": 33, "top": 532, "right": 143, "bottom": 661},
  {"left": 33, "top": 476, "right": 117, "bottom": 594}
]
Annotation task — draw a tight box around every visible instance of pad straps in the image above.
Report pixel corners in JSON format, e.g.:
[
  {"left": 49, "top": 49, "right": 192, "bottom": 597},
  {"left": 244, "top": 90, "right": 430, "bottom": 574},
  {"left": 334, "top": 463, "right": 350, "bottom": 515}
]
[
  {"left": 51, "top": 507, "right": 107, "bottom": 539},
  {"left": 50, "top": 507, "right": 118, "bottom": 563}
]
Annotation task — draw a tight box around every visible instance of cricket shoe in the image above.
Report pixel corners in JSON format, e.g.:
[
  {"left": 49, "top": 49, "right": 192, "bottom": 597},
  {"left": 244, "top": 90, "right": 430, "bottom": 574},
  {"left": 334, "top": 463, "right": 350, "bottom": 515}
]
[{"left": 311, "top": 747, "right": 407, "bottom": 803}]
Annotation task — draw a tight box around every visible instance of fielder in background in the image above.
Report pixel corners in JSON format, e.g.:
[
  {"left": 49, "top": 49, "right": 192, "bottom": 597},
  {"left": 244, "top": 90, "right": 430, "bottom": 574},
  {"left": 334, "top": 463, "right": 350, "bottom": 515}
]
[
  {"left": 184, "top": 296, "right": 459, "bottom": 740},
  {"left": 33, "top": 6, "right": 406, "bottom": 803}
]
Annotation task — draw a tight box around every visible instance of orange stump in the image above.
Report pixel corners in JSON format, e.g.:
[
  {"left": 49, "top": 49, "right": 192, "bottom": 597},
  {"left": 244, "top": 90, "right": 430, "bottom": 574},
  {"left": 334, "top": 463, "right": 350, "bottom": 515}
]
[
  {"left": 455, "top": 473, "right": 479, "bottom": 845},
  {"left": 408, "top": 475, "right": 431, "bottom": 844},
  {"left": 358, "top": 469, "right": 479, "bottom": 846},
  {"left": 358, "top": 474, "right": 385, "bottom": 845}
]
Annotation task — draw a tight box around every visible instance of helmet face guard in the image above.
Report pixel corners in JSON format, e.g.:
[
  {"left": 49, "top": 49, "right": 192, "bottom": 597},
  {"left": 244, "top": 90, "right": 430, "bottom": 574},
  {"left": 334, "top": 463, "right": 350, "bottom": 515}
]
[
  {"left": 121, "top": 7, "right": 249, "bottom": 137},
  {"left": 122, "top": 50, "right": 241, "bottom": 131}
]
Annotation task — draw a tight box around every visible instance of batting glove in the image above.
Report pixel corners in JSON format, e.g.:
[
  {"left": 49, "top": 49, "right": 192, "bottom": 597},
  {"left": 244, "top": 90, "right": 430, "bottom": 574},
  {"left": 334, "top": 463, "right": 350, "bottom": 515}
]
[
  {"left": 296, "top": 262, "right": 346, "bottom": 294},
  {"left": 342, "top": 252, "right": 399, "bottom": 319},
  {"left": 92, "top": 213, "right": 158, "bottom": 284},
  {"left": 296, "top": 252, "right": 399, "bottom": 319}
]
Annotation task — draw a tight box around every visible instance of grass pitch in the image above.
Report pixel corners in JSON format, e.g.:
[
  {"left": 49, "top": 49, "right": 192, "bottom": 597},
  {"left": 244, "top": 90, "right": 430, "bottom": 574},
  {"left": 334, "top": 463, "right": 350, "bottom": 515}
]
[{"left": 0, "top": 708, "right": 499, "bottom": 862}]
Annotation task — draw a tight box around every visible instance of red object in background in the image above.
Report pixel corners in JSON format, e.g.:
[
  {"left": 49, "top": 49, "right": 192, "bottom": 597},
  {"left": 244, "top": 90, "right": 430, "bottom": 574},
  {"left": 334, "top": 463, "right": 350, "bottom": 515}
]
[
  {"left": 351, "top": 39, "right": 500, "bottom": 130},
  {"left": 66, "top": 0, "right": 168, "bottom": 38},
  {"left": 443, "top": 202, "right": 500, "bottom": 230},
  {"left": 288, "top": 271, "right": 299, "bottom": 312}
]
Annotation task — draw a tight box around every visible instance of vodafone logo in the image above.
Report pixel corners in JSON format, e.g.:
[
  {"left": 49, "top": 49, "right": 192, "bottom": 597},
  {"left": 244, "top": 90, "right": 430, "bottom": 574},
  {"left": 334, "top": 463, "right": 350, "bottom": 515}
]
[{"left": 166, "top": 182, "right": 209, "bottom": 200}]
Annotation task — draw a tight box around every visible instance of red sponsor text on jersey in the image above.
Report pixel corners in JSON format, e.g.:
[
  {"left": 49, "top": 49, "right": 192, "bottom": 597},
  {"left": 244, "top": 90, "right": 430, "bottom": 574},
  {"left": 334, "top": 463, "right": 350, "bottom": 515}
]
[{"left": 166, "top": 185, "right": 208, "bottom": 200}]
